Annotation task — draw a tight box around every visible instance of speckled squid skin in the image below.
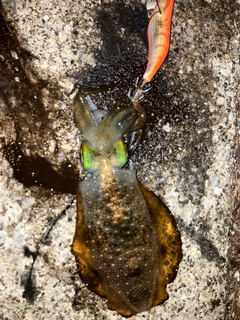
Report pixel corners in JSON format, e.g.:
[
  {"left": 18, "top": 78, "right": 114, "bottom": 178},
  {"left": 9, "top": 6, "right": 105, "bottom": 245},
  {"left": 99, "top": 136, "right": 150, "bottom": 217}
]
[
  {"left": 71, "top": 87, "right": 182, "bottom": 317},
  {"left": 72, "top": 168, "right": 181, "bottom": 317}
]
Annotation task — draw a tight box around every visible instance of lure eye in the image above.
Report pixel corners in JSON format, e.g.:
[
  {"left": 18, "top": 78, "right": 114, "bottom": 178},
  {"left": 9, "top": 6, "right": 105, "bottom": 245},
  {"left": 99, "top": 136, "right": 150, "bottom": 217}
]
[
  {"left": 80, "top": 143, "right": 94, "bottom": 171},
  {"left": 114, "top": 140, "right": 128, "bottom": 167}
]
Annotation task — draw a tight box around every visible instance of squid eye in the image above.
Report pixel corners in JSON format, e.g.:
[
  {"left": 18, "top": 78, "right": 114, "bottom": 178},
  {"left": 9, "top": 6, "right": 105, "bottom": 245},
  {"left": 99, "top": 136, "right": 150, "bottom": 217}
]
[
  {"left": 114, "top": 140, "right": 128, "bottom": 167},
  {"left": 80, "top": 143, "right": 94, "bottom": 171}
]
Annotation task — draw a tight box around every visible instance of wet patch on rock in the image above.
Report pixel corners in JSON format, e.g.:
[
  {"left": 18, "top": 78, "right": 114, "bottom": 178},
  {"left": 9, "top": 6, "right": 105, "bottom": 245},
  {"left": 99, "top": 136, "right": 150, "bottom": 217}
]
[
  {"left": 0, "top": 6, "right": 81, "bottom": 194},
  {"left": 2, "top": 141, "right": 78, "bottom": 194},
  {"left": 0, "top": 0, "right": 238, "bottom": 319}
]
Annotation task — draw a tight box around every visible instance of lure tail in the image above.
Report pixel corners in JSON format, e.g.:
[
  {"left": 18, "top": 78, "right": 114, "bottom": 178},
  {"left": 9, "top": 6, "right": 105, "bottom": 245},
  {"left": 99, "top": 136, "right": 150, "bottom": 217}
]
[
  {"left": 131, "top": 0, "right": 175, "bottom": 102},
  {"left": 143, "top": 0, "right": 175, "bottom": 83}
]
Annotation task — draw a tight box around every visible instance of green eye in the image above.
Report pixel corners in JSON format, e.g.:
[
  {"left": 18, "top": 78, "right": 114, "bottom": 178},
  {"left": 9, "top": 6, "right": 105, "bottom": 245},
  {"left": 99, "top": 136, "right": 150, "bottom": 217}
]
[
  {"left": 114, "top": 140, "right": 128, "bottom": 167},
  {"left": 80, "top": 143, "right": 94, "bottom": 171}
]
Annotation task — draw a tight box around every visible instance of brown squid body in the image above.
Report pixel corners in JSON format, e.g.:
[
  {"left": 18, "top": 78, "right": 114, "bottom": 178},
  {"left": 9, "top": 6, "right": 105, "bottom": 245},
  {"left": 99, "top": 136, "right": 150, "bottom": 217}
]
[{"left": 71, "top": 87, "right": 182, "bottom": 317}]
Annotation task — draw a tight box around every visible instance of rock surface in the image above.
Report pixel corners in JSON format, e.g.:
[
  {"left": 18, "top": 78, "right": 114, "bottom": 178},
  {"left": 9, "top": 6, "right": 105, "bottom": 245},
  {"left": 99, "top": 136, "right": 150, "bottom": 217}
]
[{"left": 0, "top": 0, "right": 239, "bottom": 319}]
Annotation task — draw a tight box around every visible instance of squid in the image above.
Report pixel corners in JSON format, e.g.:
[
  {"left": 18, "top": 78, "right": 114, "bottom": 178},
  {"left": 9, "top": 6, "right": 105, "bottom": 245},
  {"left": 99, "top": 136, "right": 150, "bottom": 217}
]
[
  {"left": 132, "top": 0, "right": 175, "bottom": 101},
  {"left": 71, "top": 87, "right": 182, "bottom": 317}
]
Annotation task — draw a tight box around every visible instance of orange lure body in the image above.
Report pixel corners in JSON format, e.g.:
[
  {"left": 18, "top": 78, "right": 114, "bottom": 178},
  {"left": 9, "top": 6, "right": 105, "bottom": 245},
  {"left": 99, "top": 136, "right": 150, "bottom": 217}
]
[{"left": 143, "top": 0, "right": 175, "bottom": 84}]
